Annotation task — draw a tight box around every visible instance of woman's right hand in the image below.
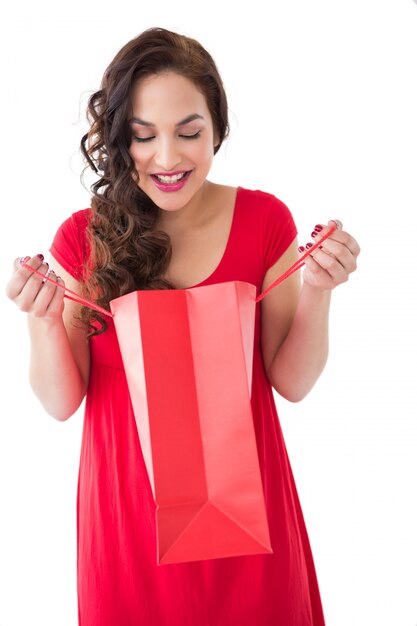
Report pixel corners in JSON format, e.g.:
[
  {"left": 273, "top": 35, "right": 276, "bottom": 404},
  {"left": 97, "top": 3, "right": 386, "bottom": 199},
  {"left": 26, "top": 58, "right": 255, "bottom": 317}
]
[{"left": 5, "top": 254, "right": 66, "bottom": 320}]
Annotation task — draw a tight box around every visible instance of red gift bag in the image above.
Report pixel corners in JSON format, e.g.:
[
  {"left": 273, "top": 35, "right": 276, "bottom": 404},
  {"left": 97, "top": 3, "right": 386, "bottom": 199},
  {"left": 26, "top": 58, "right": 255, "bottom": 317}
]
[
  {"left": 110, "top": 281, "right": 272, "bottom": 564},
  {"left": 25, "top": 225, "right": 334, "bottom": 565}
]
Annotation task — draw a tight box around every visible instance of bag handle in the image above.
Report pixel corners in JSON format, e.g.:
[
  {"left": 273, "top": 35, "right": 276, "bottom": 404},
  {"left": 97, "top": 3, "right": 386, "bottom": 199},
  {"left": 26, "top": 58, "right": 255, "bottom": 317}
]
[
  {"left": 21, "top": 226, "right": 335, "bottom": 313},
  {"left": 20, "top": 264, "right": 114, "bottom": 318},
  {"left": 255, "top": 224, "right": 336, "bottom": 302}
]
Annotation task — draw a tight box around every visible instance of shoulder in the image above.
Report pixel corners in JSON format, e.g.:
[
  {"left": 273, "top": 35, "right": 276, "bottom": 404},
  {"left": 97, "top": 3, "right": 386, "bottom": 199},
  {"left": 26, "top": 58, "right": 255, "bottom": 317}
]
[
  {"left": 236, "top": 186, "right": 296, "bottom": 235},
  {"left": 60, "top": 208, "right": 92, "bottom": 232},
  {"left": 51, "top": 208, "right": 92, "bottom": 240},
  {"left": 51, "top": 208, "right": 92, "bottom": 256},
  {"left": 50, "top": 208, "right": 92, "bottom": 280},
  {"left": 237, "top": 186, "right": 292, "bottom": 217},
  {"left": 236, "top": 187, "right": 298, "bottom": 272}
]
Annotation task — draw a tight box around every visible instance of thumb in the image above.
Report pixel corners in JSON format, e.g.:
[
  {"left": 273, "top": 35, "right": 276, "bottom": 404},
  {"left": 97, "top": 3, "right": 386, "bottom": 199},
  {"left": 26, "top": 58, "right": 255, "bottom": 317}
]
[{"left": 328, "top": 219, "right": 343, "bottom": 230}]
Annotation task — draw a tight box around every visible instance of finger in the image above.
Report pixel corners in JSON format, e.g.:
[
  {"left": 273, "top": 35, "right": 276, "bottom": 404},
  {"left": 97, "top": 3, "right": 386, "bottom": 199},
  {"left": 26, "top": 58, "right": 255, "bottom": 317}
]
[
  {"left": 302, "top": 255, "right": 340, "bottom": 290},
  {"left": 329, "top": 219, "right": 343, "bottom": 230},
  {"left": 325, "top": 230, "right": 361, "bottom": 258},
  {"left": 310, "top": 219, "right": 343, "bottom": 237},
  {"left": 13, "top": 256, "right": 31, "bottom": 272},
  {"left": 13, "top": 254, "right": 47, "bottom": 274},
  {"left": 46, "top": 275, "right": 66, "bottom": 315},
  {"left": 311, "top": 221, "right": 342, "bottom": 236},
  {"left": 7, "top": 255, "right": 49, "bottom": 301},
  {"left": 313, "top": 237, "right": 358, "bottom": 273},
  {"left": 311, "top": 226, "right": 360, "bottom": 258},
  {"left": 6, "top": 257, "right": 32, "bottom": 299},
  {"left": 31, "top": 270, "right": 65, "bottom": 317},
  {"left": 19, "top": 261, "right": 51, "bottom": 306},
  {"left": 305, "top": 247, "right": 349, "bottom": 283}
]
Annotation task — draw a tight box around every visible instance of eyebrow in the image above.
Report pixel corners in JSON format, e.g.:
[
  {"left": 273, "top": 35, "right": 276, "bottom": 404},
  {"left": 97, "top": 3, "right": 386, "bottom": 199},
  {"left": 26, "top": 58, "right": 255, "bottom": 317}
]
[{"left": 129, "top": 113, "right": 205, "bottom": 127}]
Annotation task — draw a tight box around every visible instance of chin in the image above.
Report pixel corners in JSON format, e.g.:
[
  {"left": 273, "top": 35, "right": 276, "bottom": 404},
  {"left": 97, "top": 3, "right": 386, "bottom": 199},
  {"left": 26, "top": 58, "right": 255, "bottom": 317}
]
[{"left": 140, "top": 177, "right": 205, "bottom": 211}]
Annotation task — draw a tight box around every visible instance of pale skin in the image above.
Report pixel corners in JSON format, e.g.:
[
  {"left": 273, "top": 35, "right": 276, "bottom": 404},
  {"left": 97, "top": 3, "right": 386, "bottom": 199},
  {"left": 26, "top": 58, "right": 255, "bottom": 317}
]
[{"left": 5, "top": 71, "right": 360, "bottom": 419}]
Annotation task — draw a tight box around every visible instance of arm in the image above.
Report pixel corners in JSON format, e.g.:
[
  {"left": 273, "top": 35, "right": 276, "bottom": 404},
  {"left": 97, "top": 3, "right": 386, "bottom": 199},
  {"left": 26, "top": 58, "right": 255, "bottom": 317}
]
[
  {"left": 6, "top": 254, "right": 90, "bottom": 421},
  {"left": 261, "top": 221, "right": 360, "bottom": 402}
]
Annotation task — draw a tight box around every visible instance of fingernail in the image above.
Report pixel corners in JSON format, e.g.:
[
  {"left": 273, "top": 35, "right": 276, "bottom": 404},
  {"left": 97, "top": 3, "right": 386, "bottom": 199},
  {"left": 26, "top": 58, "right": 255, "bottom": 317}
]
[
  {"left": 314, "top": 224, "right": 323, "bottom": 232},
  {"left": 20, "top": 256, "right": 31, "bottom": 265},
  {"left": 311, "top": 231, "right": 317, "bottom": 238},
  {"left": 298, "top": 246, "right": 305, "bottom": 253},
  {"left": 306, "top": 242, "right": 313, "bottom": 249},
  {"left": 37, "top": 254, "right": 44, "bottom": 261}
]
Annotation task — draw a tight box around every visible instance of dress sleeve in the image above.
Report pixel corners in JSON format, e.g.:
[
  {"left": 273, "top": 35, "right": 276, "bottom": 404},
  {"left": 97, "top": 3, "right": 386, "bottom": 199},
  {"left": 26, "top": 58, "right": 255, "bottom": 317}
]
[
  {"left": 49, "top": 209, "right": 91, "bottom": 281},
  {"left": 261, "top": 192, "right": 298, "bottom": 274}
]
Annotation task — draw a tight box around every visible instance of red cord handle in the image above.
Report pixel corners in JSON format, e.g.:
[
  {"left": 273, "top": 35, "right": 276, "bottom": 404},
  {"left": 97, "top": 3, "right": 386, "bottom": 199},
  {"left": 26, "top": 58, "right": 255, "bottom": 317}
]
[
  {"left": 22, "top": 225, "right": 335, "bottom": 313},
  {"left": 21, "top": 264, "right": 114, "bottom": 318},
  {"left": 255, "top": 225, "right": 336, "bottom": 303}
]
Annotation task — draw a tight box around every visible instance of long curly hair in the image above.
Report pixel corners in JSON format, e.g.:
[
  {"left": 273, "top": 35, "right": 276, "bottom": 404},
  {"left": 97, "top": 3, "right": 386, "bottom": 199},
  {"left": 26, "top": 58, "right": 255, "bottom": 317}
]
[{"left": 79, "top": 27, "right": 229, "bottom": 334}]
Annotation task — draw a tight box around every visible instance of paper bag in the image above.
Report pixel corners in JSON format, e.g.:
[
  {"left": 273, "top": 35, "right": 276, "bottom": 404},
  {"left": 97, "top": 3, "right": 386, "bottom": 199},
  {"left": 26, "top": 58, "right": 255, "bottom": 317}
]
[
  {"left": 110, "top": 281, "right": 272, "bottom": 565},
  {"left": 25, "top": 226, "right": 336, "bottom": 565}
]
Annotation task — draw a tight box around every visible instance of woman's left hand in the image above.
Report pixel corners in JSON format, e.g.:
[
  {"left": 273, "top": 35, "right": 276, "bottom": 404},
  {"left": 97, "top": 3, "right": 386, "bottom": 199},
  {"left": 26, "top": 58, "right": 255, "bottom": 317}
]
[{"left": 298, "top": 220, "right": 360, "bottom": 290}]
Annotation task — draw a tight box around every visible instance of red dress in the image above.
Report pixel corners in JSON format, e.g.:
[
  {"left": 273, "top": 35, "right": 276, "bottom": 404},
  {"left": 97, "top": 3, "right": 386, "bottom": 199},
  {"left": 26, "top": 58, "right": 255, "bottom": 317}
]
[{"left": 50, "top": 187, "right": 326, "bottom": 626}]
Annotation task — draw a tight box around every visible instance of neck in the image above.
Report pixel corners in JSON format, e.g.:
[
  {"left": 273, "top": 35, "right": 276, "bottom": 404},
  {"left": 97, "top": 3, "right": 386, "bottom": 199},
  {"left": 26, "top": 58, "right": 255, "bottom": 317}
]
[{"left": 155, "top": 180, "right": 214, "bottom": 234}]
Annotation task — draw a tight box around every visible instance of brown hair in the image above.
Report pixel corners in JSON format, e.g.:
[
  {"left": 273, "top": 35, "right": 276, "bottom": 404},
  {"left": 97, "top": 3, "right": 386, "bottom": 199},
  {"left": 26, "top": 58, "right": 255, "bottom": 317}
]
[{"left": 80, "top": 27, "right": 229, "bottom": 332}]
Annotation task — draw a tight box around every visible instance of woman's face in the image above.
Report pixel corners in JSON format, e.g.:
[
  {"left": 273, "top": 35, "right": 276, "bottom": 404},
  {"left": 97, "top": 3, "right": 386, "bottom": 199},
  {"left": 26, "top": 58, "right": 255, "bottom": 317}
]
[{"left": 128, "top": 71, "right": 219, "bottom": 212}]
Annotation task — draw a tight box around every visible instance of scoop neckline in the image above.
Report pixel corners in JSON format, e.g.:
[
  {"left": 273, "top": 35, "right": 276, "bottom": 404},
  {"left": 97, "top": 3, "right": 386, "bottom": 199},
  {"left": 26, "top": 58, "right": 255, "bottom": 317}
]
[{"left": 186, "top": 185, "right": 241, "bottom": 290}]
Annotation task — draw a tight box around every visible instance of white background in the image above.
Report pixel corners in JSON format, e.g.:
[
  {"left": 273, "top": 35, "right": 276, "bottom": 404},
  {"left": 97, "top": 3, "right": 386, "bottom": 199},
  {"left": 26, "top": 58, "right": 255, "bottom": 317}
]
[{"left": 1, "top": 1, "right": 416, "bottom": 624}]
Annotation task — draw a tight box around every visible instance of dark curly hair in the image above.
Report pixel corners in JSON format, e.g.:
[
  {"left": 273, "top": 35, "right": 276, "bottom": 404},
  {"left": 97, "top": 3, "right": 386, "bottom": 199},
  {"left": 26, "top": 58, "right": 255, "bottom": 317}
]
[{"left": 79, "top": 27, "right": 229, "bottom": 333}]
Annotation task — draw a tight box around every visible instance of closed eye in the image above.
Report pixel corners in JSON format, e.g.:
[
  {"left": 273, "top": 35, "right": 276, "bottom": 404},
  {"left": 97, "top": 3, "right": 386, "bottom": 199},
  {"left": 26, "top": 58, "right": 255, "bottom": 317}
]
[
  {"left": 132, "top": 131, "right": 201, "bottom": 143},
  {"left": 179, "top": 131, "right": 201, "bottom": 140},
  {"left": 132, "top": 136, "right": 155, "bottom": 143}
]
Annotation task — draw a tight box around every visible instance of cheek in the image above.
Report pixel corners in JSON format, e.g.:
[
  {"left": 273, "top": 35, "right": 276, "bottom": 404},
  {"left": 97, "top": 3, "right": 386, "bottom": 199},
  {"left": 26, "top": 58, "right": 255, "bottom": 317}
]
[
  {"left": 192, "top": 140, "right": 215, "bottom": 163},
  {"left": 129, "top": 145, "right": 150, "bottom": 169}
]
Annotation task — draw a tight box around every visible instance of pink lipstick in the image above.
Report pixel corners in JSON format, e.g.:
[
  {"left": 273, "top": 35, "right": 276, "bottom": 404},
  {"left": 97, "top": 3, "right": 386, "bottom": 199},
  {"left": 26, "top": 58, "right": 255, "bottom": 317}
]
[{"left": 150, "top": 170, "right": 192, "bottom": 192}]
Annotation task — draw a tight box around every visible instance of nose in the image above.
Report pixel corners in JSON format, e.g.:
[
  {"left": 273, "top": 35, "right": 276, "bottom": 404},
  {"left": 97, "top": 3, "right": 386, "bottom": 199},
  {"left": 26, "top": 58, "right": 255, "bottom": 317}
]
[{"left": 155, "top": 137, "right": 182, "bottom": 172}]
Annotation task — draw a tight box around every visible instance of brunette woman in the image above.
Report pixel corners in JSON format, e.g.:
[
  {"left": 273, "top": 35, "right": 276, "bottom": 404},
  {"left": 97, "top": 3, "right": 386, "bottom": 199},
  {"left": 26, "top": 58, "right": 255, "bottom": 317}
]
[{"left": 6, "top": 27, "right": 360, "bottom": 626}]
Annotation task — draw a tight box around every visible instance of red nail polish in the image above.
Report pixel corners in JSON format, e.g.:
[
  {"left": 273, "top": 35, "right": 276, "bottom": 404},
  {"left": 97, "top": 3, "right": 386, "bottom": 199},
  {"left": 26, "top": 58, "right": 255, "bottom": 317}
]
[
  {"left": 311, "top": 232, "right": 317, "bottom": 238},
  {"left": 37, "top": 254, "right": 44, "bottom": 261},
  {"left": 298, "top": 246, "right": 305, "bottom": 253},
  {"left": 314, "top": 225, "right": 323, "bottom": 232},
  {"left": 306, "top": 242, "right": 313, "bottom": 249}
]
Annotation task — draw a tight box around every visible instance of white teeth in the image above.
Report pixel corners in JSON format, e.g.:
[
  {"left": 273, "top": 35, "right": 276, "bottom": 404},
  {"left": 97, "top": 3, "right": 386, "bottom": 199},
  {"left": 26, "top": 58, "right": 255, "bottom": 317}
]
[{"left": 154, "top": 172, "right": 187, "bottom": 184}]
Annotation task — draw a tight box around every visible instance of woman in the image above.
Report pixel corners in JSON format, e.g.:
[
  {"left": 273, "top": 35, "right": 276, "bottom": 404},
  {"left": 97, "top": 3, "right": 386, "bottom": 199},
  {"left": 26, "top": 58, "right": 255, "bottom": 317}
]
[{"left": 6, "top": 27, "right": 360, "bottom": 626}]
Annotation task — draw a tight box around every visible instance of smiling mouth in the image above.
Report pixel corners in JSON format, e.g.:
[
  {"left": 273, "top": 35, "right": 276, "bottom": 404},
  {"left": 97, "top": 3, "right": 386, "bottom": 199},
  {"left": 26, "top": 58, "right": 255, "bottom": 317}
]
[{"left": 151, "top": 171, "right": 191, "bottom": 184}]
